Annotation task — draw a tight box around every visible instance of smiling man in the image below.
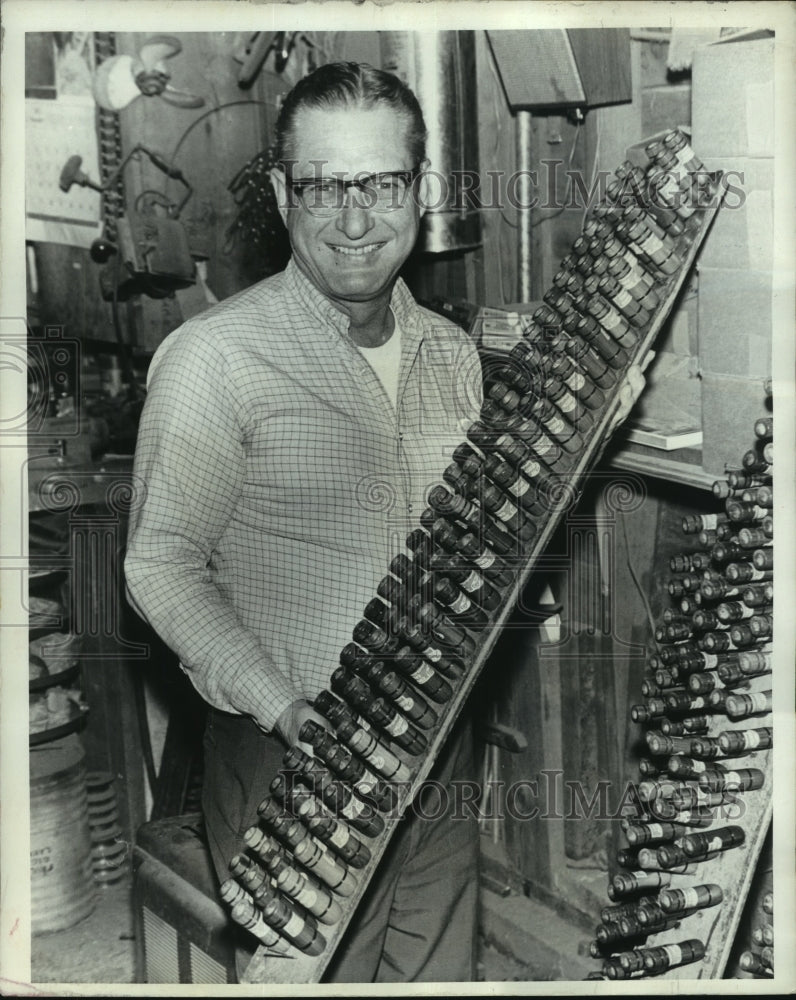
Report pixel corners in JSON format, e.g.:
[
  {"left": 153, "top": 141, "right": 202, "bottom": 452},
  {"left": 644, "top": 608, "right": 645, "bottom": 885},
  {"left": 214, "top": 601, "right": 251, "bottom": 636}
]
[{"left": 125, "top": 63, "right": 483, "bottom": 983}]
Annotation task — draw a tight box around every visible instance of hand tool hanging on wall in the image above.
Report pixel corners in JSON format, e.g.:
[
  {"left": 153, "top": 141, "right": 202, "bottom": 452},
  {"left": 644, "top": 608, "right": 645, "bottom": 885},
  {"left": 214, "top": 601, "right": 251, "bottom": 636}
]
[{"left": 58, "top": 144, "right": 195, "bottom": 300}]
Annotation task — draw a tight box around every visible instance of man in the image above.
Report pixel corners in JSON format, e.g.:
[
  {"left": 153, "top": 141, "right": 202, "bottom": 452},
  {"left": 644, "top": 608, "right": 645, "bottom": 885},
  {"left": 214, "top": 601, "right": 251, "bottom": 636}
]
[{"left": 125, "top": 62, "right": 483, "bottom": 982}]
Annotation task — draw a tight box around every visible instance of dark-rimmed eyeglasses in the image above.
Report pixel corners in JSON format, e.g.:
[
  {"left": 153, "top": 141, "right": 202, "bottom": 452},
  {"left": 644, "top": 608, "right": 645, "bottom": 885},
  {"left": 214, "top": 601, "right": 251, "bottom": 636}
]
[{"left": 285, "top": 166, "right": 422, "bottom": 217}]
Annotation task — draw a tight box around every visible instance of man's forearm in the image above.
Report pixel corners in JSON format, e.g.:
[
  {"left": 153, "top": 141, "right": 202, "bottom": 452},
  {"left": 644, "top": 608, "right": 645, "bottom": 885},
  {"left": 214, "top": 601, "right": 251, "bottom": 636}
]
[{"left": 125, "top": 546, "right": 301, "bottom": 733}]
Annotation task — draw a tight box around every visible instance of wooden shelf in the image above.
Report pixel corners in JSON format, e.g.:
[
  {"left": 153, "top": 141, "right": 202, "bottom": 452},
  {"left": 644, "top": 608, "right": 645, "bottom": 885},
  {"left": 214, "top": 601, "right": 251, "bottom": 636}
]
[{"left": 606, "top": 445, "right": 717, "bottom": 492}]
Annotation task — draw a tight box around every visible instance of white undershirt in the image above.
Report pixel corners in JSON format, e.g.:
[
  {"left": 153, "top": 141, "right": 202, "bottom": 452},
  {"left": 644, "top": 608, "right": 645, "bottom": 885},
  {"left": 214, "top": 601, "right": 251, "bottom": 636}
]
[{"left": 355, "top": 316, "right": 402, "bottom": 409}]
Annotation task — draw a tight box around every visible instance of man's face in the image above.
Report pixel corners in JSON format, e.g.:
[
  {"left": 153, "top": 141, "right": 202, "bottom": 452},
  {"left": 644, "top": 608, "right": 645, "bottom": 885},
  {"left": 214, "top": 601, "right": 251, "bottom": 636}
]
[{"left": 272, "top": 104, "right": 426, "bottom": 313}]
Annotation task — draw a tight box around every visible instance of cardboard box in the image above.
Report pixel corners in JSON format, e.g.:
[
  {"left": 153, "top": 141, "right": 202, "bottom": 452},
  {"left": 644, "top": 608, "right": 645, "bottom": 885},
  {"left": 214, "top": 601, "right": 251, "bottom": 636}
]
[
  {"left": 633, "top": 349, "right": 702, "bottom": 429},
  {"left": 697, "top": 157, "right": 774, "bottom": 270},
  {"left": 697, "top": 266, "right": 772, "bottom": 378},
  {"left": 692, "top": 37, "right": 774, "bottom": 158},
  {"left": 655, "top": 274, "right": 699, "bottom": 357},
  {"left": 700, "top": 371, "right": 770, "bottom": 475}
]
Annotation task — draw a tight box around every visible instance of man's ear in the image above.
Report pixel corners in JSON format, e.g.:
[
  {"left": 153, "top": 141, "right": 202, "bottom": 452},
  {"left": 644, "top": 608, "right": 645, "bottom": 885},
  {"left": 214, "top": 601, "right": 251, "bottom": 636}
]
[
  {"left": 270, "top": 167, "right": 291, "bottom": 227},
  {"left": 416, "top": 159, "right": 432, "bottom": 219}
]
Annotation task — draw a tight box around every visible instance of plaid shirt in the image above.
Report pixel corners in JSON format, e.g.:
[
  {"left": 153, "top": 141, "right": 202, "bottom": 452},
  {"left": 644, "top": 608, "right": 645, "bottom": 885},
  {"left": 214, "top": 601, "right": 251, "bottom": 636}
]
[{"left": 125, "top": 259, "right": 482, "bottom": 731}]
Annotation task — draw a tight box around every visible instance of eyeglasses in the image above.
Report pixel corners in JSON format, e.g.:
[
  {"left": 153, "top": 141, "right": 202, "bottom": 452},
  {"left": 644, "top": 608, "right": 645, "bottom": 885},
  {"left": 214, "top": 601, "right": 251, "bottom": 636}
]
[{"left": 285, "top": 166, "right": 422, "bottom": 217}]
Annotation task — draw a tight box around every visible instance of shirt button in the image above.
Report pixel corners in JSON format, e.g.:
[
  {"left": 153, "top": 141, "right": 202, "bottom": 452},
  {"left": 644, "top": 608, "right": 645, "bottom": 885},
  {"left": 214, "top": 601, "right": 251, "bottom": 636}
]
[{"left": 407, "top": 503, "right": 414, "bottom": 513}]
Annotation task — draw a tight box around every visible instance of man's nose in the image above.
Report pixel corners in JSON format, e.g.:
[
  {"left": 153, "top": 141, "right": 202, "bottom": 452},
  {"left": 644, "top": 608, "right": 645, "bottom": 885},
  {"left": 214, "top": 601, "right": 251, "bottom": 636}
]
[{"left": 335, "top": 192, "right": 375, "bottom": 239}]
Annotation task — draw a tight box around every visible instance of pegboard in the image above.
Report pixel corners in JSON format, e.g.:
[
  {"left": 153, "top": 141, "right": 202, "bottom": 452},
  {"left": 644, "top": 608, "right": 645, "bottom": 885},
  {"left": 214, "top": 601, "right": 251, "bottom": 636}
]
[{"left": 26, "top": 97, "right": 102, "bottom": 249}]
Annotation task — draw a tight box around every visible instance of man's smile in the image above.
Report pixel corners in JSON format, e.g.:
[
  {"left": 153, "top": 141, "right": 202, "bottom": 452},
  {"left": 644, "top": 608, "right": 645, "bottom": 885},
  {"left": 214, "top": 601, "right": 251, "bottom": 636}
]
[{"left": 327, "top": 241, "right": 387, "bottom": 257}]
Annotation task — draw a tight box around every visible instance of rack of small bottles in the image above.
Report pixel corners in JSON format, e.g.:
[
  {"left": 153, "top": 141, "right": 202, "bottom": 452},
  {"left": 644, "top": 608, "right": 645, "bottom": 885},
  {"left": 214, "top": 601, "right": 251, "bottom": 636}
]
[
  {"left": 592, "top": 392, "right": 774, "bottom": 981},
  {"left": 227, "top": 130, "right": 729, "bottom": 984},
  {"left": 738, "top": 887, "right": 774, "bottom": 978}
]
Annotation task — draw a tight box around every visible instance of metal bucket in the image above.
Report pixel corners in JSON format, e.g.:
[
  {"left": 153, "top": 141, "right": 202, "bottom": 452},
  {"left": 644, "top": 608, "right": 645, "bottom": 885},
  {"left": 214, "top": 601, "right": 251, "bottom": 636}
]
[{"left": 30, "top": 735, "right": 96, "bottom": 933}]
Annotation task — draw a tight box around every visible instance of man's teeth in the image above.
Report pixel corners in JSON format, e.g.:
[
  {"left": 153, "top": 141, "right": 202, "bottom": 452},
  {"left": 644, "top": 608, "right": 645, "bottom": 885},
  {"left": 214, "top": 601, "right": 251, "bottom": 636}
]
[{"left": 330, "top": 243, "right": 382, "bottom": 256}]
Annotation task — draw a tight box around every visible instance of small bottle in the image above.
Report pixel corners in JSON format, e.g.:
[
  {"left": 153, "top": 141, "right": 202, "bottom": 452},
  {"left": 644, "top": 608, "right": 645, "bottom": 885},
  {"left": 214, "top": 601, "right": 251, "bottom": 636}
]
[
  {"left": 646, "top": 155, "right": 697, "bottom": 219},
  {"left": 229, "top": 853, "right": 270, "bottom": 894},
  {"left": 739, "top": 951, "right": 772, "bottom": 975},
  {"left": 619, "top": 218, "right": 682, "bottom": 275},
  {"left": 716, "top": 600, "right": 756, "bottom": 624},
  {"left": 602, "top": 233, "right": 648, "bottom": 275},
  {"left": 740, "top": 484, "right": 773, "bottom": 508},
  {"left": 575, "top": 315, "right": 629, "bottom": 369},
  {"left": 433, "top": 577, "right": 489, "bottom": 629},
  {"left": 752, "top": 924, "right": 775, "bottom": 947},
  {"left": 391, "top": 644, "right": 454, "bottom": 702},
  {"left": 681, "top": 825, "right": 745, "bottom": 857},
  {"left": 594, "top": 920, "right": 644, "bottom": 948},
  {"left": 747, "top": 614, "right": 773, "bottom": 639},
  {"left": 313, "top": 691, "right": 412, "bottom": 783},
  {"left": 737, "top": 526, "right": 771, "bottom": 549},
  {"left": 641, "top": 939, "right": 705, "bottom": 973},
  {"left": 585, "top": 294, "right": 637, "bottom": 348},
  {"left": 546, "top": 351, "right": 606, "bottom": 408},
  {"left": 455, "top": 530, "right": 515, "bottom": 588},
  {"left": 753, "top": 548, "right": 774, "bottom": 572},
  {"left": 659, "top": 883, "right": 723, "bottom": 914},
  {"left": 256, "top": 799, "right": 358, "bottom": 896},
  {"left": 663, "top": 129, "right": 705, "bottom": 174},
  {"left": 289, "top": 790, "right": 373, "bottom": 867},
  {"left": 667, "top": 755, "right": 709, "bottom": 779},
  {"left": 519, "top": 395, "right": 584, "bottom": 455},
  {"left": 726, "top": 499, "right": 769, "bottom": 524},
  {"left": 717, "top": 726, "right": 772, "bottom": 754},
  {"left": 367, "top": 695, "right": 429, "bottom": 756},
  {"left": 362, "top": 660, "right": 438, "bottom": 730},
  {"left": 600, "top": 896, "right": 657, "bottom": 925},
  {"left": 279, "top": 750, "right": 383, "bottom": 834},
  {"left": 624, "top": 821, "right": 684, "bottom": 846},
  {"left": 607, "top": 255, "right": 660, "bottom": 308},
  {"left": 564, "top": 335, "right": 617, "bottom": 388},
  {"left": 243, "top": 829, "right": 344, "bottom": 925},
  {"left": 638, "top": 757, "right": 660, "bottom": 777},
  {"left": 727, "top": 468, "right": 768, "bottom": 490},
  {"left": 299, "top": 719, "right": 398, "bottom": 807},
  {"left": 330, "top": 667, "right": 427, "bottom": 756},
  {"left": 414, "top": 598, "right": 476, "bottom": 657},
  {"left": 543, "top": 377, "right": 595, "bottom": 432},
  {"left": 645, "top": 731, "right": 692, "bottom": 756},
  {"left": 484, "top": 456, "right": 547, "bottom": 519},
  {"left": 494, "top": 432, "right": 551, "bottom": 483},
  {"left": 597, "top": 273, "right": 652, "bottom": 327},
  {"left": 754, "top": 415, "right": 773, "bottom": 440},
  {"left": 725, "top": 690, "right": 772, "bottom": 720},
  {"left": 431, "top": 552, "right": 503, "bottom": 612},
  {"left": 727, "top": 562, "right": 771, "bottom": 585},
  {"left": 249, "top": 884, "right": 327, "bottom": 956},
  {"left": 480, "top": 479, "right": 538, "bottom": 539},
  {"left": 394, "top": 615, "right": 464, "bottom": 679},
  {"left": 688, "top": 735, "right": 724, "bottom": 759},
  {"left": 698, "top": 768, "right": 764, "bottom": 794},
  {"left": 741, "top": 448, "right": 772, "bottom": 474},
  {"left": 682, "top": 512, "right": 729, "bottom": 534},
  {"left": 611, "top": 870, "right": 672, "bottom": 896},
  {"left": 226, "top": 894, "right": 293, "bottom": 953}
]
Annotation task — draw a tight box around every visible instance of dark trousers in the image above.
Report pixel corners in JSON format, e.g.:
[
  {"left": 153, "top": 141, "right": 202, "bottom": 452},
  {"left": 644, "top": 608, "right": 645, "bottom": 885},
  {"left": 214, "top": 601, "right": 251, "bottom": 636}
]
[{"left": 202, "top": 707, "right": 480, "bottom": 983}]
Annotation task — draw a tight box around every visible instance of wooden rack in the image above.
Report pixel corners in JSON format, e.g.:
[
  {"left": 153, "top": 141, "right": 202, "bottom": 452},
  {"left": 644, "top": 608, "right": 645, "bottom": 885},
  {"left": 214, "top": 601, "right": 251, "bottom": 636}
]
[{"left": 241, "top": 175, "right": 727, "bottom": 985}]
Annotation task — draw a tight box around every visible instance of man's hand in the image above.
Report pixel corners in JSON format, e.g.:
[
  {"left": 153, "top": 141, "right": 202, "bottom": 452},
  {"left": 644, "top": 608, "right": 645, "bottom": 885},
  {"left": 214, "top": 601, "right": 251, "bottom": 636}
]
[
  {"left": 274, "top": 698, "right": 333, "bottom": 754},
  {"left": 607, "top": 351, "right": 655, "bottom": 436}
]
